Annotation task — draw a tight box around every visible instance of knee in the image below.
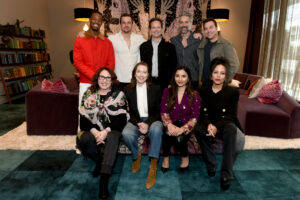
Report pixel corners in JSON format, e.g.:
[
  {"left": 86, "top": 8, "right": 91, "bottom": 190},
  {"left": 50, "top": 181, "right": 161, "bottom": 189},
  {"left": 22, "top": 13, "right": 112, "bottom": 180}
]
[
  {"left": 107, "top": 130, "right": 121, "bottom": 142},
  {"left": 235, "top": 128, "right": 245, "bottom": 154},
  {"left": 149, "top": 121, "right": 163, "bottom": 136},
  {"left": 223, "top": 123, "right": 237, "bottom": 137},
  {"left": 78, "top": 131, "right": 94, "bottom": 146}
]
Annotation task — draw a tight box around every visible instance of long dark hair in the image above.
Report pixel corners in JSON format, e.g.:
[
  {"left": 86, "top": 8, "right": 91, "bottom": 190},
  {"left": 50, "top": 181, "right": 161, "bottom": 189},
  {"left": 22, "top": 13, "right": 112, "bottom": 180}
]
[
  {"left": 167, "top": 66, "right": 195, "bottom": 109},
  {"left": 209, "top": 56, "right": 230, "bottom": 86},
  {"left": 89, "top": 67, "right": 119, "bottom": 93},
  {"left": 127, "top": 61, "right": 152, "bottom": 89}
]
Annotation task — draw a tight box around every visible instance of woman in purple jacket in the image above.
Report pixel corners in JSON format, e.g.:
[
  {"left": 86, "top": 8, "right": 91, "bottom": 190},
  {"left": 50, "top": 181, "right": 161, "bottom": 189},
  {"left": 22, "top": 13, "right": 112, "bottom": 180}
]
[{"left": 160, "top": 66, "right": 201, "bottom": 172}]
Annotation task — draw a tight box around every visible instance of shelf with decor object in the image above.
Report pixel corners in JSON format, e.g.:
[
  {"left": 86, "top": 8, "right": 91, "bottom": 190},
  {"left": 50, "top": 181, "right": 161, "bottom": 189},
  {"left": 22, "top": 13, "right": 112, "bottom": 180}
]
[{"left": 0, "top": 21, "right": 52, "bottom": 104}]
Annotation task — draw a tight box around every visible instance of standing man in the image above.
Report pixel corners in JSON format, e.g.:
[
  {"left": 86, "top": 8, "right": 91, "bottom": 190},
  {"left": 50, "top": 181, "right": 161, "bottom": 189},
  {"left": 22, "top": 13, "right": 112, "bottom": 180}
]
[
  {"left": 109, "top": 13, "right": 145, "bottom": 88},
  {"left": 197, "top": 18, "right": 240, "bottom": 86},
  {"left": 73, "top": 11, "right": 115, "bottom": 104},
  {"left": 171, "top": 12, "right": 202, "bottom": 89},
  {"left": 140, "top": 18, "right": 177, "bottom": 89}
]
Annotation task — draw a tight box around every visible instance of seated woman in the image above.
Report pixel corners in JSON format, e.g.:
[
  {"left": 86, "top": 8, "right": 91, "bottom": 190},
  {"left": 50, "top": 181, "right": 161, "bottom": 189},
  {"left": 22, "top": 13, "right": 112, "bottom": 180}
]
[
  {"left": 160, "top": 66, "right": 201, "bottom": 172},
  {"left": 76, "top": 67, "right": 129, "bottom": 199},
  {"left": 194, "top": 57, "right": 244, "bottom": 190},
  {"left": 122, "top": 62, "right": 163, "bottom": 190}
]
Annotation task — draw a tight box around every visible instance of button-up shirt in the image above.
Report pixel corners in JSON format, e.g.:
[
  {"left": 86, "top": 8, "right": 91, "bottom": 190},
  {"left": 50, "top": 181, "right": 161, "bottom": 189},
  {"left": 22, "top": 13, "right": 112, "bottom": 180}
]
[
  {"left": 151, "top": 39, "right": 161, "bottom": 77},
  {"left": 171, "top": 32, "right": 201, "bottom": 82},
  {"left": 109, "top": 32, "right": 145, "bottom": 83}
]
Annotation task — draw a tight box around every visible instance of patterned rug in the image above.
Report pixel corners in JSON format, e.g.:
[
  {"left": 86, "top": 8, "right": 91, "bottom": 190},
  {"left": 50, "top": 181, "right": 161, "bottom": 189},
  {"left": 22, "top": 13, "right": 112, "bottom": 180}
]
[{"left": 1, "top": 122, "right": 300, "bottom": 150}]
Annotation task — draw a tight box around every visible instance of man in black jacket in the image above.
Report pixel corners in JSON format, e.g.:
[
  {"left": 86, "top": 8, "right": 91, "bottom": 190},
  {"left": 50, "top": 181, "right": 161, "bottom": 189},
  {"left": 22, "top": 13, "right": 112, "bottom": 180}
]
[{"left": 140, "top": 18, "right": 177, "bottom": 89}]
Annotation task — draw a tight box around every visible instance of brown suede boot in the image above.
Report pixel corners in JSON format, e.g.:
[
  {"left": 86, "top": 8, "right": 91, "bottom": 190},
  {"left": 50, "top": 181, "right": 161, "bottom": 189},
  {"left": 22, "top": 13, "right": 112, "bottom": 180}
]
[
  {"left": 145, "top": 159, "right": 158, "bottom": 189},
  {"left": 132, "top": 152, "right": 142, "bottom": 174}
]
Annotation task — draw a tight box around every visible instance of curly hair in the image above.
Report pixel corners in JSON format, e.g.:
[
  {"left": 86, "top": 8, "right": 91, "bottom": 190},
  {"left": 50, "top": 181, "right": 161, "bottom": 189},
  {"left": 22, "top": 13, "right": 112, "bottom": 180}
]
[{"left": 89, "top": 67, "right": 119, "bottom": 93}]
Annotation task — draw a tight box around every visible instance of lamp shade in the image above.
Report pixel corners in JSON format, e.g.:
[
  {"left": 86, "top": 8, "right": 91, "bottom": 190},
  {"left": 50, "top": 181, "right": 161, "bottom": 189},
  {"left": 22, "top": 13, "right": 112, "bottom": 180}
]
[
  {"left": 207, "top": 9, "right": 230, "bottom": 22},
  {"left": 74, "top": 8, "right": 93, "bottom": 22}
]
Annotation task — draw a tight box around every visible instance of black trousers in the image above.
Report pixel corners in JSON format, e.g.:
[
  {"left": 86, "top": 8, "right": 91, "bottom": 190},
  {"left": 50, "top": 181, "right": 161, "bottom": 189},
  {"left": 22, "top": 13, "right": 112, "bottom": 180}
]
[
  {"left": 194, "top": 122, "right": 237, "bottom": 179},
  {"left": 162, "top": 132, "right": 191, "bottom": 157},
  {"left": 76, "top": 130, "right": 121, "bottom": 175}
]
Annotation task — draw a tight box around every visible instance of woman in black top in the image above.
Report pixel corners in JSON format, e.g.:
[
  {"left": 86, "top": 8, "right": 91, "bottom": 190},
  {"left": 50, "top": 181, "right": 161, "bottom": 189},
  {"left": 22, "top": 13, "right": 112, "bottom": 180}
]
[
  {"left": 76, "top": 67, "right": 129, "bottom": 199},
  {"left": 194, "top": 57, "right": 244, "bottom": 190}
]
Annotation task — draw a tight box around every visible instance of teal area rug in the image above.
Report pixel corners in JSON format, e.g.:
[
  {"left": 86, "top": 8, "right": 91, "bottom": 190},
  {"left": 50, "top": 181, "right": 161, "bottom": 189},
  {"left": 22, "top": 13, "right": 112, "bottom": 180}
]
[
  {"left": 1, "top": 150, "right": 300, "bottom": 200},
  {"left": 0, "top": 101, "right": 25, "bottom": 136}
]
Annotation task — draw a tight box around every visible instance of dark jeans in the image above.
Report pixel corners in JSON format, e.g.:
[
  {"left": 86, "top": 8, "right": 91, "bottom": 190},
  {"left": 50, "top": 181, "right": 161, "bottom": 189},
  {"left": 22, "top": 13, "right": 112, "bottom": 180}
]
[
  {"left": 194, "top": 122, "right": 237, "bottom": 179},
  {"left": 76, "top": 130, "right": 121, "bottom": 174},
  {"left": 162, "top": 132, "right": 191, "bottom": 157}
]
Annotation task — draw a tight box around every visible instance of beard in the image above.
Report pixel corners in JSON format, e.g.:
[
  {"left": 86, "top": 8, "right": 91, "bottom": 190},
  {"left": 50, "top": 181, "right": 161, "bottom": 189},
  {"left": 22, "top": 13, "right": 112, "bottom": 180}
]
[{"left": 180, "top": 26, "right": 190, "bottom": 34}]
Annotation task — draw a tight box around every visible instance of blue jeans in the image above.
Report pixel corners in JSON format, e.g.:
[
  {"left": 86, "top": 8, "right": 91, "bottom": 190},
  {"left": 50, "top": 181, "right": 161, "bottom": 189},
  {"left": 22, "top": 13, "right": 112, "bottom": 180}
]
[{"left": 122, "top": 119, "right": 163, "bottom": 160}]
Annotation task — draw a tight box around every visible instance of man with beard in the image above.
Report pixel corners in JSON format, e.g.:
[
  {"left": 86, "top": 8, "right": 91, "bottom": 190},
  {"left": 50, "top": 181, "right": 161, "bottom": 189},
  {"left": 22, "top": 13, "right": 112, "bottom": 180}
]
[
  {"left": 170, "top": 12, "right": 202, "bottom": 89},
  {"left": 73, "top": 11, "right": 115, "bottom": 105},
  {"left": 197, "top": 18, "right": 240, "bottom": 86},
  {"left": 140, "top": 18, "right": 177, "bottom": 89},
  {"left": 108, "top": 13, "right": 145, "bottom": 89}
]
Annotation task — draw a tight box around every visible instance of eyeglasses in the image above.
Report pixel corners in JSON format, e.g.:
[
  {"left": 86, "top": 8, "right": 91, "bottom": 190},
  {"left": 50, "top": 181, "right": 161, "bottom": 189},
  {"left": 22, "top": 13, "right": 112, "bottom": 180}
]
[{"left": 99, "top": 75, "right": 112, "bottom": 81}]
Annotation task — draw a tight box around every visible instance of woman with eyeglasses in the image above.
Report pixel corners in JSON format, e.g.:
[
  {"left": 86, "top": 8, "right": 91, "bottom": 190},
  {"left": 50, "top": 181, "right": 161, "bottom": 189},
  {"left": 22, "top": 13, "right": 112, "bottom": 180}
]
[
  {"left": 76, "top": 67, "right": 129, "bottom": 199},
  {"left": 160, "top": 66, "right": 201, "bottom": 173}
]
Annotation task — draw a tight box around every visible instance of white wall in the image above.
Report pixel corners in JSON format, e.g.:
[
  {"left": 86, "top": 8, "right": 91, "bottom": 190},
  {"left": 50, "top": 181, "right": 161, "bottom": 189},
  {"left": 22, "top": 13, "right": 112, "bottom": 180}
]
[
  {"left": 0, "top": 0, "right": 52, "bottom": 54},
  {"left": 211, "top": 0, "right": 252, "bottom": 72}
]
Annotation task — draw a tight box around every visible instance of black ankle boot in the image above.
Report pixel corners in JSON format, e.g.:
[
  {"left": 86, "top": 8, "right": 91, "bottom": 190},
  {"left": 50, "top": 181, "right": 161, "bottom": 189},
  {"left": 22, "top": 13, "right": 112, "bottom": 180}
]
[{"left": 99, "top": 174, "right": 110, "bottom": 199}]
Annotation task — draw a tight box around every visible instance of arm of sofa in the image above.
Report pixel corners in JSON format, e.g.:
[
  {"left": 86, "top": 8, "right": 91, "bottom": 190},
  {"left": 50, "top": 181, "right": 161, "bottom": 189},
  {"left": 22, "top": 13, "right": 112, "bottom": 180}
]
[
  {"left": 26, "top": 84, "right": 79, "bottom": 135},
  {"left": 277, "top": 91, "right": 300, "bottom": 138}
]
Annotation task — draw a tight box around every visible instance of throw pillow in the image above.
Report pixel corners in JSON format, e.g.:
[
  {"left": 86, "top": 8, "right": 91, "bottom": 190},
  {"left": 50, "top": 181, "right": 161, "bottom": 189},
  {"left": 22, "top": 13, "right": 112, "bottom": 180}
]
[
  {"left": 248, "top": 77, "right": 272, "bottom": 98},
  {"left": 257, "top": 79, "right": 283, "bottom": 104},
  {"left": 41, "top": 79, "right": 69, "bottom": 93},
  {"left": 245, "top": 79, "right": 259, "bottom": 95}
]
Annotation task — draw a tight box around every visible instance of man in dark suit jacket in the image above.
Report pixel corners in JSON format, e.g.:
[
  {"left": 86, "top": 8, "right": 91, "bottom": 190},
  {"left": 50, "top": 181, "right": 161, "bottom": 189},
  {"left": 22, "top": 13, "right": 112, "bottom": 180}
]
[{"left": 140, "top": 18, "right": 177, "bottom": 89}]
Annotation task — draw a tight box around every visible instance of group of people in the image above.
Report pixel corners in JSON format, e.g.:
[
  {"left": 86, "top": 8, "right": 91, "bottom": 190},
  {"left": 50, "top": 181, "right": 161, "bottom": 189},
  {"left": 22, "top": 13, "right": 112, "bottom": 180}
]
[{"left": 73, "top": 10, "right": 244, "bottom": 199}]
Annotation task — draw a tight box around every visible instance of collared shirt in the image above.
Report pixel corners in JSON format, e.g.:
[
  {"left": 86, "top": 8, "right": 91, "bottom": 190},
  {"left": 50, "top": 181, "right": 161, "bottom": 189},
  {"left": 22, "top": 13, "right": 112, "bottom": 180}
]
[
  {"left": 73, "top": 31, "right": 115, "bottom": 83},
  {"left": 136, "top": 83, "right": 148, "bottom": 118},
  {"left": 109, "top": 32, "right": 145, "bottom": 83},
  {"left": 171, "top": 32, "right": 201, "bottom": 82},
  {"left": 151, "top": 39, "right": 161, "bottom": 77}
]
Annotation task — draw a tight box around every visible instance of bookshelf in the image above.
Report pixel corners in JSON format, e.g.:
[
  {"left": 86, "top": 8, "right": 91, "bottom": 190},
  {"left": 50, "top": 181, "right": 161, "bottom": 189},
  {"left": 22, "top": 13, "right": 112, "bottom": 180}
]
[{"left": 0, "top": 24, "right": 52, "bottom": 104}]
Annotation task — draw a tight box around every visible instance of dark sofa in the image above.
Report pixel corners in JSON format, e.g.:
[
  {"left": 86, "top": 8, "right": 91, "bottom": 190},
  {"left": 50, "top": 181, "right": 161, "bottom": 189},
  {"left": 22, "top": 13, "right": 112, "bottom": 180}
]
[
  {"left": 26, "top": 77, "right": 79, "bottom": 135},
  {"left": 234, "top": 72, "right": 300, "bottom": 139}
]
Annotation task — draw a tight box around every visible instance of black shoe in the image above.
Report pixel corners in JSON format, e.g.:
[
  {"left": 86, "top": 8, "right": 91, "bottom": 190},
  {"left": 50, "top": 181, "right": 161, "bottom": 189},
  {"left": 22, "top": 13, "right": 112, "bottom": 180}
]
[
  {"left": 99, "top": 174, "right": 110, "bottom": 199},
  {"left": 161, "top": 166, "right": 169, "bottom": 173},
  {"left": 220, "top": 176, "right": 231, "bottom": 190},
  {"left": 207, "top": 167, "right": 216, "bottom": 177},
  {"left": 180, "top": 165, "right": 189, "bottom": 172}
]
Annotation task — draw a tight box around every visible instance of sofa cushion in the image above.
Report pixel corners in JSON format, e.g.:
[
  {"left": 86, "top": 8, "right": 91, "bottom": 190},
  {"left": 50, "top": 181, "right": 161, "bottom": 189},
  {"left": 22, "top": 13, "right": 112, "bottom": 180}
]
[
  {"left": 41, "top": 79, "right": 69, "bottom": 93},
  {"left": 248, "top": 77, "right": 272, "bottom": 98},
  {"left": 245, "top": 79, "right": 259, "bottom": 95},
  {"left": 257, "top": 79, "right": 283, "bottom": 104}
]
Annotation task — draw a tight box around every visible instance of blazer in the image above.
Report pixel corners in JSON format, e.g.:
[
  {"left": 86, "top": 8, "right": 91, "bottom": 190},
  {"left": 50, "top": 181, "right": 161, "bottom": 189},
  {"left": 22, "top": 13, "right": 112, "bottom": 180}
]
[
  {"left": 124, "top": 84, "right": 161, "bottom": 126},
  {"left": 140, "top": 38, "right": 177, "bottom": 89},
  {"left": 199, "top": 85, "right": 243, "bottom": 132}
]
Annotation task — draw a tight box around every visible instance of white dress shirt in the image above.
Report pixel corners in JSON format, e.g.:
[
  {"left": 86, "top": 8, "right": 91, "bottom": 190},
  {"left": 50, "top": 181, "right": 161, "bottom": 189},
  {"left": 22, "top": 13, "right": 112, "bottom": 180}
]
[
  {"left": 136, "top": 83, "right": 148, "bottom": 118},
  {"left": 108, "top": 32, "right": 145, "bottom": 83}
]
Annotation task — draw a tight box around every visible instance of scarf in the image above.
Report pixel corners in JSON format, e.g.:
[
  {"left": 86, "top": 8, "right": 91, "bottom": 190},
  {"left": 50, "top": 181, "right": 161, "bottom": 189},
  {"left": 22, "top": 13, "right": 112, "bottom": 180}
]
[{"left": 79, "top": 89, "right": 129, "bottom": 130}]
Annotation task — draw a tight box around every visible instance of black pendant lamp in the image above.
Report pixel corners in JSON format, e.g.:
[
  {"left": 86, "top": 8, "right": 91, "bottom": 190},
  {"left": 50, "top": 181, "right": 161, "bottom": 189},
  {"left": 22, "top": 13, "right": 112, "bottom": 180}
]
[
  {"left": 207, "top": 9, "right": 230, "bottom": 22},
  {"left": 74, "top": 8, "right": 93, "bottom": 22}
]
